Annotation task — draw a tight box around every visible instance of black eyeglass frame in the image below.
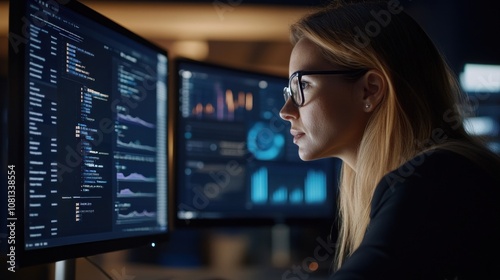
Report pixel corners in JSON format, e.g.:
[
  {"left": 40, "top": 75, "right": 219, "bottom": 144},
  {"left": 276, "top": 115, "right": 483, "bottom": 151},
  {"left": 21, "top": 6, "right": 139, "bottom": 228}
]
[{"left": 283, "top": 69, "right": 369, "bottom": 107}]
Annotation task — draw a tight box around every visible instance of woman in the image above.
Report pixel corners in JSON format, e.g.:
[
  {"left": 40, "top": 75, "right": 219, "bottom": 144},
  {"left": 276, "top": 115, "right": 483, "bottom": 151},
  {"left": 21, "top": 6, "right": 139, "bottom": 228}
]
[{"left": 279, "top": 1, "right": 500, "bottom": 279}]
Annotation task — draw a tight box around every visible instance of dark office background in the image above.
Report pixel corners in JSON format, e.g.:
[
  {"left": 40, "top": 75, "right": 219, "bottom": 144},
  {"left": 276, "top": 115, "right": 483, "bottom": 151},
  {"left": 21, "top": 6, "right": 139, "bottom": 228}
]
[{"left": 1, "top": 0, "right": 499, "bottom": 279}]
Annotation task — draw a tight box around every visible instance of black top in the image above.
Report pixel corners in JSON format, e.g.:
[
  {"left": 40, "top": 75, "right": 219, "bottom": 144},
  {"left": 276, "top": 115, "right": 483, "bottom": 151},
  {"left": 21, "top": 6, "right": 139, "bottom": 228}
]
[{"left": 331, "top": 150, "right": 500, "bottom": 280}]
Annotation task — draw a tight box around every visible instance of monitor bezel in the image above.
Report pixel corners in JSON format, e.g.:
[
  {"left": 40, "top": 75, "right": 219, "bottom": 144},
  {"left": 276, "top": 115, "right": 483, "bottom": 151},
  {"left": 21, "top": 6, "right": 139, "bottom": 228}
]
[
  {"left": 6, "top": 0, "right": 170, "bottom": 268},
  {"left": 171, "top": 57, "right": 340, "bottom": 228}
]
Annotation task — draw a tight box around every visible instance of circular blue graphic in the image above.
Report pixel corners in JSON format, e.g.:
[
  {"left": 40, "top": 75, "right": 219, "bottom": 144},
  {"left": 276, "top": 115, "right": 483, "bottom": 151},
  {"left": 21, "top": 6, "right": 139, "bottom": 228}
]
[{"left": 247, "top": 122, "right": 285, "bottom": 160}]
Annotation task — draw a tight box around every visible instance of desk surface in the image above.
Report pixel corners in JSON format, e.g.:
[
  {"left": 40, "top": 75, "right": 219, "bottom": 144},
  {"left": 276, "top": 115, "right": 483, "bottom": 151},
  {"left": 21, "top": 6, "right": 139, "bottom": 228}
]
[{"left": 73, "top": 260, "right": 330, "bottom": 280}]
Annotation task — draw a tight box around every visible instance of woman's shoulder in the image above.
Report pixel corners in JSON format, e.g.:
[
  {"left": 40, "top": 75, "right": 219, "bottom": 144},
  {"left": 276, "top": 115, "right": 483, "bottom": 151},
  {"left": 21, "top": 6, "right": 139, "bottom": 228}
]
[
  {"left": 366, "top": 149, "right": 500, "bottom": 278},
  {"left": 372, "top": 148, "right": 500, "bottom": 215},
  {"left": 382, "top": 148, "right": 499, "bottom": 189}
]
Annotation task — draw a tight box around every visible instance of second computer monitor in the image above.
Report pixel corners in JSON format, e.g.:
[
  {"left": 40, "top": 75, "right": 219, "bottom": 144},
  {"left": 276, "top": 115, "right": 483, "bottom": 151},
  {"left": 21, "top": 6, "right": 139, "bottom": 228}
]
[{"left": 174, "top": 59, "right": 340, "bottom": 226}]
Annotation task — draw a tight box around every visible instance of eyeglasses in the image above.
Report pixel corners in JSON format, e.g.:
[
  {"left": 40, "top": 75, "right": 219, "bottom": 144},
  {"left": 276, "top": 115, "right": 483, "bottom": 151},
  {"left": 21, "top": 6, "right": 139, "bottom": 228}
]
[{"left": 283, "top": 69, "right": 368, "bottom": 107}]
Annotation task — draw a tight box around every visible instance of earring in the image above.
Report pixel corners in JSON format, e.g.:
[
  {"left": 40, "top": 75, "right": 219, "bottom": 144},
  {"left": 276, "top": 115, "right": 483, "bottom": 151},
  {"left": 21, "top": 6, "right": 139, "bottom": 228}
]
[{"left": 365, "top": 104, "right": 371, "bottom": 109}]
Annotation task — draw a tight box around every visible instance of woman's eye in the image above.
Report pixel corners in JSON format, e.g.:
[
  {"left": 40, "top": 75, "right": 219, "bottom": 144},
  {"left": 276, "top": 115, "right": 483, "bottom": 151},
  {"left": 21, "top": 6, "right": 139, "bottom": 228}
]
[{"left": 300, "top": 81, "right": 309, "bottom": 90}]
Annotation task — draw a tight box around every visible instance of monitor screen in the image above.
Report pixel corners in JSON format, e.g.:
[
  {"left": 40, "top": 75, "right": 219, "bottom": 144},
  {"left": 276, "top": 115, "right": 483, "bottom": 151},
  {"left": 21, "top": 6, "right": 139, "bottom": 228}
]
[
  {"left": 460, "top": 63, "right": 500, "bottom": 154},
  {"left": 3, "top": 0, "right": 169, "bottom": 268},
  {"left": 174, "top": 58, "right": 340, "bottom": 226}
]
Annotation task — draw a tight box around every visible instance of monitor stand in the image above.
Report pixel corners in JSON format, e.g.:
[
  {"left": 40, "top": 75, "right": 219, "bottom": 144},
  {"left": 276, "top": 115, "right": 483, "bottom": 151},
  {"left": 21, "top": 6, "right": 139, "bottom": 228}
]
[
  {"left": 55, "top": 259, "right": 75, "bottom": 280},
  {"left": 271, "top": 223, "right": 291, "bottom": 267}
]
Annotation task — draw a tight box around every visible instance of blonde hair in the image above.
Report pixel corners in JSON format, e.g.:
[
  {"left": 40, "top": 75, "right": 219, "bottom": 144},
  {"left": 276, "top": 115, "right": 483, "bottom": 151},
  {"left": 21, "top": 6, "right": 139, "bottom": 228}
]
[{"left": 290, "top": 0, "right": 500, "bottom": 270}]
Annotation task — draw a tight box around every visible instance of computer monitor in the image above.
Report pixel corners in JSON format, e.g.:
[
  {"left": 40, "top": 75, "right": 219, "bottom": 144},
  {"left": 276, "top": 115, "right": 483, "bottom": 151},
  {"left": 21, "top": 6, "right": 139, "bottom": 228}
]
[
  {"left": 460, "top": 63, "right": 500, "bottom": 154},
  {"left": 3, "top": 0, "right": 169, "bottom": 270},
  {"left": 173, "top": 58, "right": 340, "bottom": 227}
]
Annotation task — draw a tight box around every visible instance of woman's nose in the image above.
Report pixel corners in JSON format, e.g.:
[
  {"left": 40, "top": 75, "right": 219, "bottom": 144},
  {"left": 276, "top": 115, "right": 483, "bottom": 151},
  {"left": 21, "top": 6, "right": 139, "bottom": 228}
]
[{"left": 279, "top": 98, "right": 298, "bottom": 121}]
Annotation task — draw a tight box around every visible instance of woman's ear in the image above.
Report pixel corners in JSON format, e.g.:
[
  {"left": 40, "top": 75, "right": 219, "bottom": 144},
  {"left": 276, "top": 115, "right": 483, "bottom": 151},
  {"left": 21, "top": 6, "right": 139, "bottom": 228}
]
[{"left": 361, "top": 69, "right": 386, "bottom": 112}]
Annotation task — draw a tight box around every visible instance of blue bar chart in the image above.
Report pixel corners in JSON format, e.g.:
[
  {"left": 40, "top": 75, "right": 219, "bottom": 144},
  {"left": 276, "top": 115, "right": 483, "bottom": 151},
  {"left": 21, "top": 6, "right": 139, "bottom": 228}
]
[{"left": 250, "top": 167, "right": 327, "bottom": 205}]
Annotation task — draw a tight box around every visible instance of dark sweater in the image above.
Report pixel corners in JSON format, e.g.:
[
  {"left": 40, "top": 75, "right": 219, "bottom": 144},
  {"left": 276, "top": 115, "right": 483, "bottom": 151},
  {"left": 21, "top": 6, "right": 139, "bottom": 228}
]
[{"left": 332, "top": 150, "right": 500, "bottom": 280}]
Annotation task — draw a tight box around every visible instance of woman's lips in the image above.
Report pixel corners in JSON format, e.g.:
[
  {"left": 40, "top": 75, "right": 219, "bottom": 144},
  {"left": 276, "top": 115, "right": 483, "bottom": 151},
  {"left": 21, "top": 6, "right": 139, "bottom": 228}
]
[{"left": 290, "top": 129, "right": 305, "bottom": 144}]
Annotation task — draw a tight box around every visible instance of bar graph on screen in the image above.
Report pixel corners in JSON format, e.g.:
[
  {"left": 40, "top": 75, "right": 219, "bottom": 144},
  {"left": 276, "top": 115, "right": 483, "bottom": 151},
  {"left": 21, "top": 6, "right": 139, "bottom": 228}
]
[{"left": 251, "top": 167, "right": 327, "bottom": 205}]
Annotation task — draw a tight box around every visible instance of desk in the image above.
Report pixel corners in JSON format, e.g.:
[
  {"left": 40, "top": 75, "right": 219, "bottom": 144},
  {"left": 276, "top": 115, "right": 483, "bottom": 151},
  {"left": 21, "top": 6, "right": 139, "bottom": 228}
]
[{"left": 67, "top": 259, "right": 330, "bottom": 280}]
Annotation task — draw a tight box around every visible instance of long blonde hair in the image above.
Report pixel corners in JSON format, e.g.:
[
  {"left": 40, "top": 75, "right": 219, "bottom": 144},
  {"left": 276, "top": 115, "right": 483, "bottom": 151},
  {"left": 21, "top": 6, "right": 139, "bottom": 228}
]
[{"left": 290, "top": 0, "right": 500, "bottom": 270}]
